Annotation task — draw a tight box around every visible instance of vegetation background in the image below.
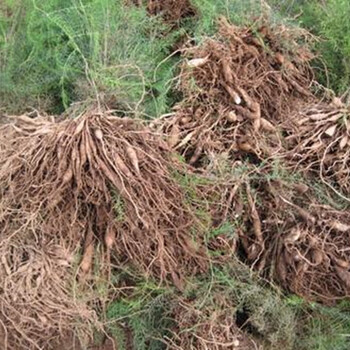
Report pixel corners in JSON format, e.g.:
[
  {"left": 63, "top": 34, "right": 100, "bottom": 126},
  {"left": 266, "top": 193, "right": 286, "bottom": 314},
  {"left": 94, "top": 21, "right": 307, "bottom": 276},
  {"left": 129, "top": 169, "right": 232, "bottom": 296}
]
[
  {"left": 2, "top": 0, "right": 349, "bottom": 116},
  {"left": 0, "top": 0, "right": 350, "bottom": 349}
]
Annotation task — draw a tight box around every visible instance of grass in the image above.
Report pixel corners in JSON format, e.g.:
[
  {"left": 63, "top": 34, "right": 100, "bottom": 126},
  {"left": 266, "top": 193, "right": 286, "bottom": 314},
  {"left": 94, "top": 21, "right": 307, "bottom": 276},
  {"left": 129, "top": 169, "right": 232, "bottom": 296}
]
[
  {"left": 268, "top": 0, "right": 350, "bottom": 95},
  {"left": 105, "top": 261, "right": 350, "bottom": 350},
  {"left": 0, "top": 0, "right": 182, "bottom": 116},
  {"left": 106, "top": 272, "right": 174, "bottom": 350},
  {"left": 0, "top": 0, "right": 317, "bottom": 116},
  {"left": 1, "top": 0, "right": 349, "bottom": 117}
]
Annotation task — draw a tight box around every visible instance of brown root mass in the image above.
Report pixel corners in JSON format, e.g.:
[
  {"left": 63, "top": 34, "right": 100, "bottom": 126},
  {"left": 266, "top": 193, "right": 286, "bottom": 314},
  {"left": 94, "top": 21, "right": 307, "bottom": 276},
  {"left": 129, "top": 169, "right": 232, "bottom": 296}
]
[
  {"left": 225, "top": 166, "right": 350, "bottom": 303},
  {"left": 0, "top": 240, "right": 99, "bottom": 350},
  {"left": 158, "top": 19, "right": 315, "bottom": 167},
  {"left": 147, "top": 0, "right": 196, "bottom": 23},
  {"left": 1, "top": 12, "right": 350, "bottom": 349},
  {"left": 165, "top": 297, "right": 257, "bottom": 350},
  {"left": 284, "top": 101, "right": 350, "bottom": 198},
  {"left": 156, "top": 18, "right": 350, "bottom": 303},
  {"left": 127, "top": 0, "right": 196, "bottom": 24},
  {"left": 0, "top": 111, "right": 208, "bottom": 349}
]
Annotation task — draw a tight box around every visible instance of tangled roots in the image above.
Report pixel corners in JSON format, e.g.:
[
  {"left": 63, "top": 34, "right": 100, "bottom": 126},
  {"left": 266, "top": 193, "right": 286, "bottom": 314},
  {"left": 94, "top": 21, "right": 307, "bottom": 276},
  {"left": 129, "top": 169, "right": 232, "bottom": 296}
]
[
  {"left": 147, "top": 0, "right": 196, "bottom": 23},
  {"left": 165, "top": 297, "right": 256, "bottom": 350},
  {"left": 284, "top": 100, "right": 350, "bottom": 199},
  {"left": 154, "top": 18, "right": 350, "bottom": 303},
  {"left": 157, "top": 19, "right": 315, "bottom": 168},
  {"left": 0, "top": 111, "right": 208, "bottom": 348},
  {"left": 0, "top": 239, "right": 99, "bottom": 350},
  {"left": 227, "top": 165, "right": 350, "bottom": 303},
  {"left": 128, "top": 0, "right": 196, "bottom": 24}
]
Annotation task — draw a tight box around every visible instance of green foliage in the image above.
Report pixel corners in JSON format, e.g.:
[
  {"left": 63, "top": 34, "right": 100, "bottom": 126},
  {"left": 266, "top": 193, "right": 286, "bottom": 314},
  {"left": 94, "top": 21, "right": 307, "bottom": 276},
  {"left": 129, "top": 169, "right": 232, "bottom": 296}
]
[
  {"left": 185, "top": 262, "right": 350, "bottom": 350},
  {"left": 0, "top": 0, "right": 307, "bottom": 115},
  {"left": 269, "top": 0, "right": 350, "bottom": 94},
  {"left": 190, "top": 0, "right": 271, "bottom": 38},
  {"left": 112, "top": 190, "right": 125, "bottom": 223},
  {"left": 187, "top": 263, "right": 299, "bottom": 349},
  {"left": 314, "top": 0, "right": 350, "bottom": 93},
  {"left": 0, "top": 0, "right": 181, "bottom": 116},
  {"left": 208, "top": 221, "right": 237, "bottom": 239},
  {"left": 289, "top": 298, "right": 350, "bottom": 350},
  {"left": 107, "top": 276, "right": 174, "bottom": 350},
  {"left": 309, "top": 179, "right": 350, "bottom": 211},
  {"left": 1, "top": 0, "right": 349, "bottom": 114}
]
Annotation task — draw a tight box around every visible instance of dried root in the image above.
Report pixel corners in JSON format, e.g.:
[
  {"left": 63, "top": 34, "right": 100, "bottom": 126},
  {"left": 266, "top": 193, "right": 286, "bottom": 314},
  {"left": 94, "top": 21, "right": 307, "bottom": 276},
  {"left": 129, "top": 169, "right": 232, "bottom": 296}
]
[
  {"left": 224, "top": 165, "right": 350, "bottom": 303},
  {"left": 0, "top": 238, "right": 99, "bottom": 350},
  {"left": 156, "top": 19, "right": 315, "bottom": 169},
  {"left": 0, "top": 111, "right": 209, "bottom": 349},
  {"left": 165, "top": 297, "right": 256, "bottom": 350},
  {"left": 128, "top": 0, "right": 196, "bottom": 24},
  {"left": 147, "top": 0, "right": 196, "bottom": 24},
  {"left": 154, "top": 18, "right": 350, "bottom": 303},
  {"left": 284, "top": 101, "right": 350, "bottom": 198}
]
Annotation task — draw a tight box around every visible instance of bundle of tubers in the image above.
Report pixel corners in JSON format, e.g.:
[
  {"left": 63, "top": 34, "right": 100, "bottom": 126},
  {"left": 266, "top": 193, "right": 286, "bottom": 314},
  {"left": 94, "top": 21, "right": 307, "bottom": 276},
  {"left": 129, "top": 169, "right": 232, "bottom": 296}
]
[{"left": 0, "top": 110, "right": 209, "bottom": 349}]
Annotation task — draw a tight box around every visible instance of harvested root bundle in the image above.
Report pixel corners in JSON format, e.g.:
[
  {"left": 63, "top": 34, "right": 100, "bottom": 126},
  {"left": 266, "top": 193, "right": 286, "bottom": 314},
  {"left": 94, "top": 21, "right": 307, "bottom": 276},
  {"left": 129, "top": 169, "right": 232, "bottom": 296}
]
[
  {"left": 284, "top": 101, "right": 350, "bottom": 198},
  {"left": 0, "top": 240, "right": 99, "bottom": 350},
  {"left": 228, "top": 164, "right": 350, "bottom": 303},
  {"left": 147, "top": 0, "right": 196, "bottom": 23},
  {"left": 0, "top": 111, "right": 208, "bottom": 349},
  {"left": 128, "top": 0, "right": 196, "bottom": 24},
  {"left": 275, "top": 209, "right": 350, "bottom": 303},
  {"left": 158, "top": 18, "right": 315, "bottom": 168},
  {"left": 165, "top": 297, "right": 256, "bottom": 350},
  {"left": 0, "top": 111, "right": 208, "bottom": 280}
]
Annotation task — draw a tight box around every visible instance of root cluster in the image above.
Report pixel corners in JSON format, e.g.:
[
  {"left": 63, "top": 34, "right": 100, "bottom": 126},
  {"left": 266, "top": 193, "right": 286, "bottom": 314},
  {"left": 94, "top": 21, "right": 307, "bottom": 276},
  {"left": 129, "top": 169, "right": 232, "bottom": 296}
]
[
  {"left": 1, "top": 13, "right": 350, "bottom": 350},
  {"left": 166, "top": 297, "right": 255, "bottom": 350},
  {"left": 157, "top": 19, "right": 350, "bottom": 303},
  {"left": 147, "top": 0, "right": 196, "bottom": 23},
  {"left": 223, "top": 165, "right": 350, "bottom": 303},
  {"left": 0, "top": 111, "right": 208, "bottom": 349},
  {"left": 284, "top": 101, "right": 350, "bottom": 198},
  {"left": 157, "top": 19, "right": 315, "bottom": 168},
  {"left": 128, "top": 0, "right": 196, "bottom": 24}
]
